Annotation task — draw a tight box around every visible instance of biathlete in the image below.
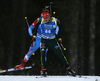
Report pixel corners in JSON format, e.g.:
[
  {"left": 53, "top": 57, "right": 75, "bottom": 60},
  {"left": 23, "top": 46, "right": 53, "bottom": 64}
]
[
  {"left": 34, "top": 10, "right": 76, "bottom": 77},
  {"left": 15, "top": 9, "right": 59, "bottom": 75}
]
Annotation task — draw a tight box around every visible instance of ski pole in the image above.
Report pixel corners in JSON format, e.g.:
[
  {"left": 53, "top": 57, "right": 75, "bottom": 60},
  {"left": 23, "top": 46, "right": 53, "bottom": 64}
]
[{"left": 61, "top": 44, "right": 66, "bottom": 50}]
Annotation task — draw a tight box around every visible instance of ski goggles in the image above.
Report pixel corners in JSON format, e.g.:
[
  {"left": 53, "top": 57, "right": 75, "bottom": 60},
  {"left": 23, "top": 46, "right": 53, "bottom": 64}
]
[{"left": 42, "top": 12, "right": 50, "bottom": 19}]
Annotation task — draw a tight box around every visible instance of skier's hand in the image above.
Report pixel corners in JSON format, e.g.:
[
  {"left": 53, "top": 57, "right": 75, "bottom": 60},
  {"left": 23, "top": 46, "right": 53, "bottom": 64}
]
[
  {"left": 32, "top": 35, "right": 36, "bottom": 42},
  {"left": 58, "top": 38, "right": 62, "bottom": 45}
]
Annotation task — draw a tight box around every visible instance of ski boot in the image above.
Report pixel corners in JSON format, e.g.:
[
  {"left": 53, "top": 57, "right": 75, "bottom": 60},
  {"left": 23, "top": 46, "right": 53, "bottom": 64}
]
[
  {"left": 15, "top": 61, "right": 25, "bottom": 69},
  {"left": 40, "top": 66, "right": 43, "bottom": 75},
  {"left": 42, "top": 68, "right": 47, "bottom": 77},
  {"left": 67, "top": 67, "right": 76, "bottom": 77}
]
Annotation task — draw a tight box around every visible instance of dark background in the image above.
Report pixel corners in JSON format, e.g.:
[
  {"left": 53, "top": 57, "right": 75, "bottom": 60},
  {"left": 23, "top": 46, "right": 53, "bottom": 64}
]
[{"left": 0, "top": 0, "right": 100, "bottom": 75}]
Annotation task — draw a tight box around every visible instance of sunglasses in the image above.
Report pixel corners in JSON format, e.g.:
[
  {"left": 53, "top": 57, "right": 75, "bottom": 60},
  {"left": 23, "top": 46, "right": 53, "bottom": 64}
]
[{"left": 42, "top": 16, "right": 49, "bottom": 19}]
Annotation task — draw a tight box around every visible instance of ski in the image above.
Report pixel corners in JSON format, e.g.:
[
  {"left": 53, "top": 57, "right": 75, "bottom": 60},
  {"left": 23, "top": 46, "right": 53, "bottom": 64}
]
[
  {"left": 76, "top": 75, "right": 87, "bottom": 79},
  {"left": 68, "top": 75, "right": 87, "bottom": 79},
  {"left": 0, "top": 63, "right": 35, "bottom": 74},
  {"left": 0, "top": 66, "right": 32, "bottom": 74},
  {"left": 35, "top": 75, "right": 47, "bottom": 78}
]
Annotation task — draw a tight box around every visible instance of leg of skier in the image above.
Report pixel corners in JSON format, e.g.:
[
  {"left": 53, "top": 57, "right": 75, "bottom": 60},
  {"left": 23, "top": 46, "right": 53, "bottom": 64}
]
[
  {"left": 40, "top": 47, "right": 48, "bottom": 75},
  {"left": 50, "top": 40, "right": 76, "bottom": 76},
  {"left": 15, "top": 37, "right": 41, "bottom": 69},
  {"left": 40, "top": 42, "right": 48, "bottom": 77},
  {"left": 15, "top": 36, "right": 48, "bottom": 74}
]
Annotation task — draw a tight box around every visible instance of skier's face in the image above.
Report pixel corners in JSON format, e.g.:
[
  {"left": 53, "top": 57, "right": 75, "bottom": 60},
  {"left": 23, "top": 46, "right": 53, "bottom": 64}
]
[{"left": 43, "top": 16, "right": 50, "bottom": 22}]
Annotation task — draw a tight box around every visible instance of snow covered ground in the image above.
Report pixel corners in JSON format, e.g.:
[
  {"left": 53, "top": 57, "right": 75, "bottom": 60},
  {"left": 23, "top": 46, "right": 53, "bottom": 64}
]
[{"left": 0, "top": 75, "right": 100, "bottom": 81}]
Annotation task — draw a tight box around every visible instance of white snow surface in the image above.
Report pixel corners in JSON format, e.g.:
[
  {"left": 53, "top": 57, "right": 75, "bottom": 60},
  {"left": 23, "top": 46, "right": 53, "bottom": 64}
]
[{"left": 0, "top": 75, "right": 100, "bottom": 81}]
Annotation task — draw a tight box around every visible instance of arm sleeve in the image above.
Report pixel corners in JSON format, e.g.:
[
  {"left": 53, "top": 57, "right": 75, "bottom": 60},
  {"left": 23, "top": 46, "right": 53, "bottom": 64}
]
[
  {"left": 56, "top": 26, "right": 59, "bottom": 35},
  {"left": 28, "top": 25, "right": 34, "bottom": 37},
  {"left": 28, "top": 17, "right": 41, "bottom": 37}
]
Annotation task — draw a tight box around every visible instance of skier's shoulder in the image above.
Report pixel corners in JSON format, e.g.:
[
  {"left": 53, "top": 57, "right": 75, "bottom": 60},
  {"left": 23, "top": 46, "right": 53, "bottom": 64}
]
[
  {"left": 34, "top": 16, "right": 42, "bottom": 23},
  {"left": 51, "top": 17, "right": 60, "bottom": 22},
  {"left": 32, "top": 17, "right": 42, "bottom": 26},
  {"left": 37, "top": 16, "right": 44, "bottom": 23},
  {"left": 36, "top": 16, "right": 42, "bottom": 22}
]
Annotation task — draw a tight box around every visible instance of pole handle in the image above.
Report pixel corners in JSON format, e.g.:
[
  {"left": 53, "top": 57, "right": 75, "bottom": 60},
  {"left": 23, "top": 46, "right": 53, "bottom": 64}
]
[{"left": 25, "top": 17, "right": 29, "bottom": 27}]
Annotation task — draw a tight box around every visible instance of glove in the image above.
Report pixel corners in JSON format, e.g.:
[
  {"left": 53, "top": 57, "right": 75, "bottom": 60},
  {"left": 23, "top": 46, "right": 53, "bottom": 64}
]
[
  {"left": 32, "top": 35, "right": 36, "bottom": 42},
  {"left": 58, "top": 38, "right": 62, "bottom": 45}
]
